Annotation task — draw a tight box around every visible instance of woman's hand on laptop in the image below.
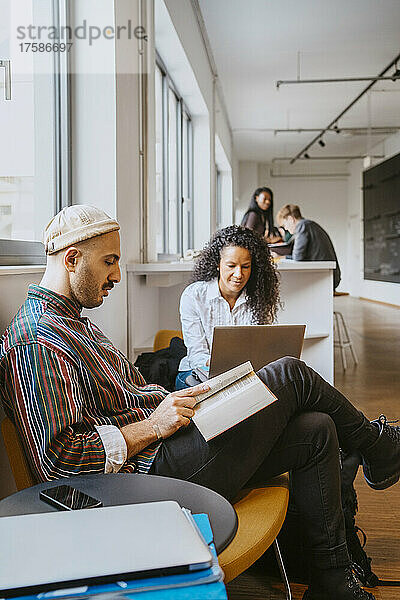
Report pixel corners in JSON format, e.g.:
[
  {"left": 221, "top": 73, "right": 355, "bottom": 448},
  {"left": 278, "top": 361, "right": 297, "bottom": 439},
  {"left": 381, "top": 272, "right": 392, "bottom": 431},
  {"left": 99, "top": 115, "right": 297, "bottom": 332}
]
[{"left": 148, "top": 383, "right": 210, "bottom": 439}]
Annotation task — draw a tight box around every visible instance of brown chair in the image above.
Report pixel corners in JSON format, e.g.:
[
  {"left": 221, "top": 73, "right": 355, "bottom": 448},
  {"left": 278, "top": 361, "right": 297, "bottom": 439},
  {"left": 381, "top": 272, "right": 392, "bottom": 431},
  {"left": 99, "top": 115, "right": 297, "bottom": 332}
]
[
  {"left": 1, "top": 416, "right": 35, "bottom": 491},
  {"left": 153, "top": 329, "right": 292, "bottom": 596}
]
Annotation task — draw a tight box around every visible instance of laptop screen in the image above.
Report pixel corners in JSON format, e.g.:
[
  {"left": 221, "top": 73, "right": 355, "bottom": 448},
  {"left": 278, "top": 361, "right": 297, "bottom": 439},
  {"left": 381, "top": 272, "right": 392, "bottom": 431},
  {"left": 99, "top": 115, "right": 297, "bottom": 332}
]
[{"left": 209, "top": 325, "right": 305, "bottom": 377}]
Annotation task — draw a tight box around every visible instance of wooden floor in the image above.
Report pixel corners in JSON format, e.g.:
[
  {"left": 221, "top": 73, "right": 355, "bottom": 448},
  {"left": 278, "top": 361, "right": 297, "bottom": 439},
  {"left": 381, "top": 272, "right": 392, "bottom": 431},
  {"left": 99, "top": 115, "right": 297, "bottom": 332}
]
[{"left": 227, "top": 297, "right": 400, "bottom": 600}]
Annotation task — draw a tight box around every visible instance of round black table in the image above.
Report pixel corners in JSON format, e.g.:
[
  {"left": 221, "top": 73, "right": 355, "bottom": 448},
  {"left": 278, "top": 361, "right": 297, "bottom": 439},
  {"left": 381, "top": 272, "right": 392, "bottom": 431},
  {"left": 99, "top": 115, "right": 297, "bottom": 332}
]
[{"left": 0, "top": 473, "right": 237, "bottom": 554}]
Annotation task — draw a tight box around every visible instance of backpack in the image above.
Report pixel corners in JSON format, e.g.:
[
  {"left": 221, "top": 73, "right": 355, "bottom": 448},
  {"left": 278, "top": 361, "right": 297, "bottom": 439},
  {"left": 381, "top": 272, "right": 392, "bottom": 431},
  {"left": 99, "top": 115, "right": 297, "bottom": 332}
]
[{"left": 134, "top": 337, "right": 187, "bottom": 392}]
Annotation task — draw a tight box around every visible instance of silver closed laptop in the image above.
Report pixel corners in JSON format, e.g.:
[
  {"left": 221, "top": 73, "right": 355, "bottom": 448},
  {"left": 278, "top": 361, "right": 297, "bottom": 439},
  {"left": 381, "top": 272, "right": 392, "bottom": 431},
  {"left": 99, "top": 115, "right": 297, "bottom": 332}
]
[{"left": 0, "top": 500, "right": 213, "bottom": 597}]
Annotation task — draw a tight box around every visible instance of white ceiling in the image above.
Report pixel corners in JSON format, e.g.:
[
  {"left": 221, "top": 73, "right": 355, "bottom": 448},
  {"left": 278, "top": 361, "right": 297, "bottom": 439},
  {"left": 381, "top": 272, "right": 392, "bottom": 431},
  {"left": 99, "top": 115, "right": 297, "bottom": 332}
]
[{"left": 198, "top": 0, "right": 400, "bottom": 163}]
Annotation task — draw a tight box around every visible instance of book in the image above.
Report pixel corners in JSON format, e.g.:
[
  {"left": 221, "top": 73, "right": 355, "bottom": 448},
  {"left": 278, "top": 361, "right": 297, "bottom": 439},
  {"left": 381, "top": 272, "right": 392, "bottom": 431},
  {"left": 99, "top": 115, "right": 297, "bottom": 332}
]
[{"left": 192, "top": 361, "right": 277, "bottom": 441}]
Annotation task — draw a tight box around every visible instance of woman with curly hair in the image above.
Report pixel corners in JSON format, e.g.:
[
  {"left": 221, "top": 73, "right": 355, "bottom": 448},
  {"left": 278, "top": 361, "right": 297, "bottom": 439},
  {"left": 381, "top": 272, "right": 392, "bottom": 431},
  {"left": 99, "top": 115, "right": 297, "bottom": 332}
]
[{"left": 175, "top": 225, "right": 280, "bottom": 389}]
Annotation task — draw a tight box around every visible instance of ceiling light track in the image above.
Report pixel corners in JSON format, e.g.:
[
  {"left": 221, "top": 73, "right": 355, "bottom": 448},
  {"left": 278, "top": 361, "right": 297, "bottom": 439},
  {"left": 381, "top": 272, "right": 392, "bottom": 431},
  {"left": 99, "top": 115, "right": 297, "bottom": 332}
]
[
  {"left": 276, "top": 74, "right": 400, "bottom": 88},
  {"left": 289, "top": 51, "right": 400, "bottom": 164},
  {"left": 273, "top": 127, "right": 399, "bottom": 135},
  {"left": 273, "top": 155, "right": 384, "bottom": 162},
  {"left": 232, "top": 127, "right": 400, "bottom": 135},
  {"left": 270, "top": 170, "right": 350, "bottom": 179}
]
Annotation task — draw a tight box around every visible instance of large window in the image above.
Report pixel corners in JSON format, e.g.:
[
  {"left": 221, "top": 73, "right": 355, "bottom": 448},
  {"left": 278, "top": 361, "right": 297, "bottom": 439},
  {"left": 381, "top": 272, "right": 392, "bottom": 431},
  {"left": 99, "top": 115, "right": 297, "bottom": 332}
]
[
  {"left": 0, "top": 0, "right": 70, "bottom": 264},
  {"left": 155, "top": 57, "right": 193, "bottom": 258}
]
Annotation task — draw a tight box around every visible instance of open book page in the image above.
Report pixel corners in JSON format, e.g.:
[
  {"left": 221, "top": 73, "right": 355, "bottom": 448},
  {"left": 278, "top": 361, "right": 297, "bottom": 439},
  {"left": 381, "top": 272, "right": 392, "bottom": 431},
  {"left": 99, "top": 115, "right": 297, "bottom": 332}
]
[
  {"left": 192, "top": 362, "right": 277, "bottom": 441},
  {"left": 194, "top": 361, "right": 254, "bottom": 405}
]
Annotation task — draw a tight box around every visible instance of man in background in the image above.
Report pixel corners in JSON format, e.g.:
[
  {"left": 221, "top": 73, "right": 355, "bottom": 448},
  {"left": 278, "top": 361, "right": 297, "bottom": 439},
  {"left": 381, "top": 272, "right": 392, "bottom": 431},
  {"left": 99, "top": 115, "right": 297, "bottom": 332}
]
[{"left": 277, "top": 204, "right": 341, "bottom": 290}]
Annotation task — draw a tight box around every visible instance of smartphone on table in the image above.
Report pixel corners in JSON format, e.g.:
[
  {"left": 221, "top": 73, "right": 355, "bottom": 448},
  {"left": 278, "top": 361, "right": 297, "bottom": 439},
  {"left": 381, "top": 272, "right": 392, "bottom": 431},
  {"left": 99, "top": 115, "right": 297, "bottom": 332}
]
[{"left": 39, "top": 484, "right": 102, "bottom": 511}]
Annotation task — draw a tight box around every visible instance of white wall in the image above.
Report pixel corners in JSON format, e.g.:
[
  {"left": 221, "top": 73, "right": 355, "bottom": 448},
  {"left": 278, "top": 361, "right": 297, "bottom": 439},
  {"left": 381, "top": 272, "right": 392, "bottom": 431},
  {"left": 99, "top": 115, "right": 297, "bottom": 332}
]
[
  {"left": 346, "top": 159, "right": 363, "bottom": 298},
  {"left": 236, "top": 161, "right": 258, "bottom": 224},
  {"left": 231, "top": 155, "right": 240, "bottom": 225},
  {"left": 215, "top": 135, "right": 233, "bottom": 228},
  {"left": 215, "top": 92, "right": 233, "bottom": 168},
  {"left": 269, "top": 175, "right": 349, "bottom": 292}
]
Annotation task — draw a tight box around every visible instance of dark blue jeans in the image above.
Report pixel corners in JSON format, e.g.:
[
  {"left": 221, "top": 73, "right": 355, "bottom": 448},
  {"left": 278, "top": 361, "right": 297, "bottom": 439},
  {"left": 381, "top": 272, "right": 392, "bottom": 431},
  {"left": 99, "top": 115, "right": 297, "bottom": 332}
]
[{"left": 150, "top": 357, "right": 378, "bottom": 569}]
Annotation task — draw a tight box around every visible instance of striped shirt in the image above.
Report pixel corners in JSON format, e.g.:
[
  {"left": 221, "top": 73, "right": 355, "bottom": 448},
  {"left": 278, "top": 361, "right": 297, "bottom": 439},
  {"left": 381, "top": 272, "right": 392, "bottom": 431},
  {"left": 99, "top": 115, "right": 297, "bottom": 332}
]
[
  {"left": 0, "top": 285, "right": 167, "bottom": 482},
  {"left": 179, "top": 279, "right": 255, "bottom": 371}
]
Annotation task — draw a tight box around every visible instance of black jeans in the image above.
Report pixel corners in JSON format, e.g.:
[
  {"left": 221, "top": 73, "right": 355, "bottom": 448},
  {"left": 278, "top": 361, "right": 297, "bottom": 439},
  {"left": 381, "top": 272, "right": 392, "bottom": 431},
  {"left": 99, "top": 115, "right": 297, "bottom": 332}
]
[{"left": 150, "top": 357, "right": 377, "bottom": 569}]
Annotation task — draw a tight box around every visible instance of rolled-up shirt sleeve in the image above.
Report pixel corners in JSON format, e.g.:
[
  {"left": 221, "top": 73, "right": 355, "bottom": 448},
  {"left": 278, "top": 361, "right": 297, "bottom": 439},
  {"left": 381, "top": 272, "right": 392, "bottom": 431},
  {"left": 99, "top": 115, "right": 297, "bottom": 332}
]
[
  {"left": 179, "top": 288, "right": 210, "bottom": 369},
  {"left": 95, "top": 425, "right": 127, "bottom": 473}
]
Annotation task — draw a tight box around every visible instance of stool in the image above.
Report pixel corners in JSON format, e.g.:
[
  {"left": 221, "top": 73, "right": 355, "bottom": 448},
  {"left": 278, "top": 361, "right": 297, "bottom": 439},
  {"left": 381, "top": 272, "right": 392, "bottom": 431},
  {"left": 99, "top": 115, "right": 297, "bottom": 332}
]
[{"left": 333, "top": 294, "right": 358, "bottom": 371}]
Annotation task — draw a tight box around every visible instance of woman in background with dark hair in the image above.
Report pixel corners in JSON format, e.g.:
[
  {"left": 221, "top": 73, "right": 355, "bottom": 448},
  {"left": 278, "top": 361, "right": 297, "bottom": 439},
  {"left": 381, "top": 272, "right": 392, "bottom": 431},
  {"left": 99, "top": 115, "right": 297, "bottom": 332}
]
[
  {"left": 175, "top": 225, "right": 280, "bottom": 389},
  {"left": 241, "top": 186, "right": 281, "bottom": 242}
]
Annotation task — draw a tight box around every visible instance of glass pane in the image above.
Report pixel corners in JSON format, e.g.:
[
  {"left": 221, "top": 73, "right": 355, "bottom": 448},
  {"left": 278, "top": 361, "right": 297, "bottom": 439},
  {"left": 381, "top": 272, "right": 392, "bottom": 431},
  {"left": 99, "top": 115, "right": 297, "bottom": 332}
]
[
  {"left": 155, "top": 65, "right": 164, "bottom": 254},
  {"left": 0, "top": 0, "right": 56, "bottom": 242},
  {"left": 168, "top": 87, "right": 178, "bottom": 254}
]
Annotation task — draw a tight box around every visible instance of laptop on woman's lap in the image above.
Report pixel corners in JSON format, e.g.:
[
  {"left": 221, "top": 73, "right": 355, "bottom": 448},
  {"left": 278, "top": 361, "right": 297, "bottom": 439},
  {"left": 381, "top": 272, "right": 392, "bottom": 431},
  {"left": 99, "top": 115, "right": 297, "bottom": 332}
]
[{"left": 188, "top": 324, "right": 306, "bottom": 384}]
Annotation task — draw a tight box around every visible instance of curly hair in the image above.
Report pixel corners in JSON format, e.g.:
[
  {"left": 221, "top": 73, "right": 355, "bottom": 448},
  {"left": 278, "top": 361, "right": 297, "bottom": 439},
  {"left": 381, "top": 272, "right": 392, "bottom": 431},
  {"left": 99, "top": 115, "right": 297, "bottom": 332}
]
[{"left": 192, "top": 225, "right": 281, "bottom": 324}]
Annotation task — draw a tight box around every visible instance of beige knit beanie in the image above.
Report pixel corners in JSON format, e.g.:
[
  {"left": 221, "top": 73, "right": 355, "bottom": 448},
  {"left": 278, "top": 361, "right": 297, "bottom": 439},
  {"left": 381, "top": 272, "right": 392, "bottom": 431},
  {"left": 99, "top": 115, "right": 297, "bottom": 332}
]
[{"left": 43, "top": 205, "right": 120, "bottom": 255}]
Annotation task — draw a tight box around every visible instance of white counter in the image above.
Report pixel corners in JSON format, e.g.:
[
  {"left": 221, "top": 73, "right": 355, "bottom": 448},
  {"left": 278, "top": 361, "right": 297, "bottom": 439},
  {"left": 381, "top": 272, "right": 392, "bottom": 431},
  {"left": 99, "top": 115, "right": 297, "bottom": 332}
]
[
  {"left": 127, "top": 260, "right": 336, "bottom": 271},
  {"left": 126, "top": 259, "right": 335, "bottom": 287},
  {"left": 127, "top": 259, "right": 335, "bottom": 383}
]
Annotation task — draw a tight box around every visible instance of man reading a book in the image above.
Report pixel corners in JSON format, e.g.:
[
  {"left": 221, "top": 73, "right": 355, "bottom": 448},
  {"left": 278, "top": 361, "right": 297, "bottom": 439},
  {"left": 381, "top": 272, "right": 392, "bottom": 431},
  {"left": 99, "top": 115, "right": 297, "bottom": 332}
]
[{"left": 2, "top": 205, "right": 400, "bottom": 600}]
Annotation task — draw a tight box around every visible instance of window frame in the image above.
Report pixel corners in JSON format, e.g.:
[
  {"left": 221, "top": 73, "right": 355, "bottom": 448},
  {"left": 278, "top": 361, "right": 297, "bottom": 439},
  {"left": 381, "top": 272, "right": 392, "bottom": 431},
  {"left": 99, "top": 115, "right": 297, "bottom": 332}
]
[
  {"left": 216, "top": 166, "right": 222, "bottom": 230},
  {"left": 155, "top": 53, "right": 193, "bottom": 258},
  {"left": 181, "top": 108, "right": 193, "bottom": 252},
  {"left": 0, "top": 0, "right": 71, "bottom": 266}
]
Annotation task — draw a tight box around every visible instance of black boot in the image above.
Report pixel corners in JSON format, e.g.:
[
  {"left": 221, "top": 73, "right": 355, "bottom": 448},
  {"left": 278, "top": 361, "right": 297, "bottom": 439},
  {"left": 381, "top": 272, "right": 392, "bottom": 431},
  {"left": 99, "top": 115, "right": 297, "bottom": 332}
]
[
  {"left": 340, "top": 455, "right": 379, "bottom": 588},
  {"left": 346, "top": 524, "right": 379, "bottom": 588},
  {"left": 302, "top": 566, "right": 375, "bottom": 599},
  {"left": 362, "top": 414, "right": 400, "bottom": 490}
]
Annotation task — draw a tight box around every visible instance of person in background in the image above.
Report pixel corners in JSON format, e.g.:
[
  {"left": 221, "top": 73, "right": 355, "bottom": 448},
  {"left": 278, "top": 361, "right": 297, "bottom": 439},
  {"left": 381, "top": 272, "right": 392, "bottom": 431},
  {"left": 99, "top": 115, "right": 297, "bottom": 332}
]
[
  {"left": 277, "top": 204, "right": 341, "bottom": 290},
  {"left": 241, "top": 186, "right": 282, "bottom": 243},
  {"left": 176, "top": 226, "right": 280, "bottom": 390}
]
